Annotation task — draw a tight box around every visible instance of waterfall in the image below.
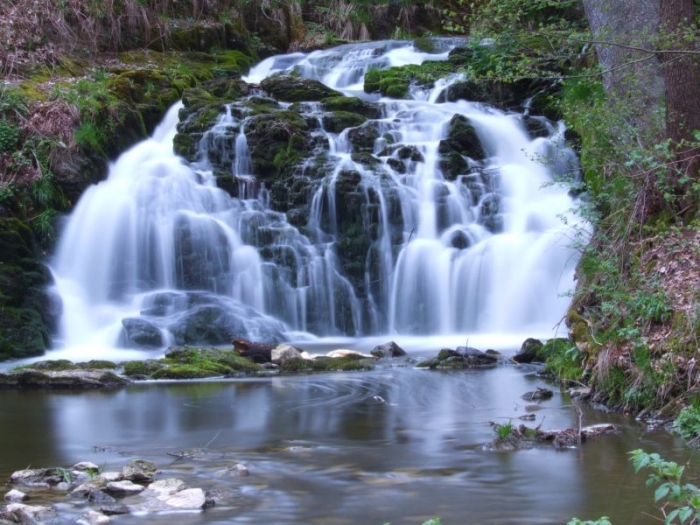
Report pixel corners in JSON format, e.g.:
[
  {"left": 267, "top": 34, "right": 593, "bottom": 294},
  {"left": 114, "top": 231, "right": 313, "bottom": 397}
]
[{"left": 50, "top": 39, "right": 583, "bottom": 355}]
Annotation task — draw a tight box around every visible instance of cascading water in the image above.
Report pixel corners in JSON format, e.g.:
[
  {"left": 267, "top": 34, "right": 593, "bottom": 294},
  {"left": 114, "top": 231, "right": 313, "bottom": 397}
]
[{"left": 50, "top": 39, "right": 583, "bottom": 356}]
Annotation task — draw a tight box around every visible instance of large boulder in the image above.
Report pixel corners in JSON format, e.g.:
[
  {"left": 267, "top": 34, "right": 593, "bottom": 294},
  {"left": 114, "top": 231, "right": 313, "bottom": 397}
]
[
  {"left": 0, "top": 369, "right": 130, "bottom": 390},
  {"left": 371, "top": 341, "right": 407, "bottom": 358},
  {"left": 120, "top": 318, "right": 163, "bottom": 348},
  {"left": 260, "top": 75, "right": 342, "bottom": 102},
  {"left": 513, "top": 338, "right": 545, "bottom": 364}
]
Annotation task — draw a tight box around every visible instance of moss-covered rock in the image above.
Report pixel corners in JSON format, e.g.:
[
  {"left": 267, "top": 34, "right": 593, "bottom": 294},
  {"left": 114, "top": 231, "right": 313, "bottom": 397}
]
[
  {"left": 245, "top": 111, "right": 312, "bottom": 179},
  {"left": 321, "top": 96, "right": 382, "bottom": 119},
  {"left": 417, "top": 346, "right": 498, "bottom": 369},
  {"left": 322, "top": 111, "right": 367, "bottom": 133},
  {"left": 260, "top": 75, "right": 342, "bottom": 102},
  {"left": 513, "top": 338, "right": 545, "bottom": 364},
  {"left": 279, "top": 355, "right": 373, "bottom": 373},
  {"left": 123, "top": 347, "right": 263, "bottom": 380},
  {"left": 0, "top": 217, "right": 55, "bottom": 361}
]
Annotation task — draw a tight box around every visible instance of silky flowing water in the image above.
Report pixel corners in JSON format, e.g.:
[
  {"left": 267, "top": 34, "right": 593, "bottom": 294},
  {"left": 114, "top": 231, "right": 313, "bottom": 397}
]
[
  {"left": 0, "top": 351, "right": 694, "bottom": 524},
  {"left": 1, "top": 39, "right": 692, "bottom": 523}
]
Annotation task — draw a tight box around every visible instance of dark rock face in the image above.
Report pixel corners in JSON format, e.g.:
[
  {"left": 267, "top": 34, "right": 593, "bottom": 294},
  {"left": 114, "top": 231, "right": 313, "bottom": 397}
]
[
  {"left": 513, "top": 338, "right": 545, "bottom": 364},
  {"left": 0, "top": 217, "right": 57, "bottom": 360},
  {"left": 260, "top": 75, "right": 342, "bottom": 102},
  {"left": 371, "top": 341, "right": 407, "bottom": 358},
  {"left": 0, "top": 369, "right": 130, "bottom": 389},
  {"left": 120, "top": 318, "right": 163, "bottom": 348},
  {"left": 417, "top": 346, "right": 498, "bottom": 369}
]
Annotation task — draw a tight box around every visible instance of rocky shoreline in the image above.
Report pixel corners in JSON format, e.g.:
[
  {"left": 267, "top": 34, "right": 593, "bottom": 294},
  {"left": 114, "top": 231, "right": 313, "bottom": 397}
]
[{"left": 0, "top": 337, "right": 546, "bottom": 389}]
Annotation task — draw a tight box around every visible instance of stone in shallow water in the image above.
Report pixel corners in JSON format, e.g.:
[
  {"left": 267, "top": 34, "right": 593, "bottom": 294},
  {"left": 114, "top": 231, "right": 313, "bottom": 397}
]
[
  {"left": 3, "top": 489, "right": 28, "bottom": 502},
  {"left": 0, "top": 503, "right": 56, "bottom": 523},
  {"left": 76, "top": 510, "right": 111, "bottom": 525},
  {"left": 142, "top": 478, "right": 186, "bottom": 499},
  {"left": 121, "top": 460, "right": 156, "bottom": 483},
  {"left": 163, "top": 488, "right": 209, "bottom": 509},
  {"left": 104, "top": 480, "right": 145, "bottom": 497}
]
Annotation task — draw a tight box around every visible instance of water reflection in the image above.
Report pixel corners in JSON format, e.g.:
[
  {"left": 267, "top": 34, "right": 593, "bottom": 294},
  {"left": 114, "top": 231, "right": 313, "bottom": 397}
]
[{"left": 0, "top": 366, "right": 694, "bottom": 524}]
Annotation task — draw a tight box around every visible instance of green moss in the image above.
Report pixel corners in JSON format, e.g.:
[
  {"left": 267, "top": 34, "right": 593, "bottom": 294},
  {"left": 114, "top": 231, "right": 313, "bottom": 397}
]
[
  {"left": 322, "top": 111, "right": 367, "bottom": 133},
  {"left": 122, "top": 360, "right": 165, "bottom": 378},
  {"left": 321, "top": 96, "right": 382, "bottom": 119},
  {"left": 78, "top": 360, "right": 118, "bottom": 370},
  {"left": 280, "top": 356, "right": 373, "bottom": 374},
  {"left": 151, "top": 365, "right": 219, "bottom": 379},
  {"left": 25, "top": 360, "right": 78, "bottom": 371}
]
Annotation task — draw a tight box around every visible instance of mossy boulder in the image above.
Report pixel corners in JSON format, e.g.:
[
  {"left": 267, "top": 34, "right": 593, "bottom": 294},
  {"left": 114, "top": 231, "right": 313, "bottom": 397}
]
[
  {"left": 347, "top": 123, "right": 380, "bottom": 153},
  {"left": 322, "top": 111, "right": 367, "bottom": 133},
  {"left": 279, "top": 355, "right": 373, "bottom": 374},
  {"left": 260, "top": 75, "right": 342, "bottom": 102},
  {"left": 445, "top": 115, "right": 485, "bottom": 161},
  {"left": 363, "top": 60, "right": 454, "bottom": 98},
  {"left": 321, "top": 96, "right": 382, "bottom": 119},
  {"left": 0, "top": 369, "right": 129, "bottom": 389},
  {"left": 245, "top": 111, "right": 312, "bottom": 179},
  {"left": 416, "top": 346, "right": 498, "bottom": 369},
  {"left": 0, "top": 217, "right": 55, "bottom": 361},
  {"left": 513, "top": 338, "right": 545, "bottom": 364},
  {"left": 123, "top": 347, "right": 263, "bottom": 380}
]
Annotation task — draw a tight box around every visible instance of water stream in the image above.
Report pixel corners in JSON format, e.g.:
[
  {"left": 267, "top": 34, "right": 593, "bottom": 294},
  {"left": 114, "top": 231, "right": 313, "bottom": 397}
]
[
  {"left": 0, "top": 360, "right": 693, "bottom": 524},
  {"left": 0, "top": 40, "right": 660, "bottom": 524},
  {"left": 48, "top": 39, "right": 582, "bottom": 357}
]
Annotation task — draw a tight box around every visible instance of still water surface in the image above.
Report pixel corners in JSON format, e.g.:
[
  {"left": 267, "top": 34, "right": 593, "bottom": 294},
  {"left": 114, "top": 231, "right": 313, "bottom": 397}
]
[{"left": 0, "top": 359, "right": 694, "bottom": 524}]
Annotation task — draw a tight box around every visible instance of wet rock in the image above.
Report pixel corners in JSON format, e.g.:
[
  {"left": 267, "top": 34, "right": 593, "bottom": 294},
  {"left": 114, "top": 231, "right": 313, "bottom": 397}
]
[
  {"left": 121, "top": 460, "right": 157, "bottom": 484},
  {"left": 347, "top": 123, "right": 380, "bottom": 152},
  {"left": 214, "top": 463, "right": 250, "bottom": 478},
  {"left": 73, "top": 462, "right": 100, "bottom": 472},
  {"left": 104, "top": 480, "right": 145, "bottom": 497},
  {"left": 233, "top": 339, "right": 275, "bottom": 363},
  {"left": 120, "top": 318, "right": 163, "bottom": 348},
  {"left": 321, "top": 96, "right": 382, "bottom": 119},
  {"left": 417, "top": 346, "right": 497, "bottom": 369},
  {"left": 513, "top": 338, "right": 544, "bottom": 364},
  {"left": 521, "top": 387, "right": 554, "bottom": 402},
  {"left": 9, "top": 469, "right": 53, "bottom": 488},
  {"left": 142, "top": 479, "right": 186, "bottom": 500},
  {"left": 0, "top": 503, "right": 56, "bottom": 524},
  {"left": 260, "top": 75, "right": 342, "bottom": 102},
  {"left": 271, "top": 344, "right": 303, "bottom": 364},
  {"left": 76, "top": 510, "right": 111, "bottom": 525},
  {"left": 162, "top": 488, "right": 209, "bottom": 510},
  {"left": 0, "top": 369, "right": 130, "bottom": 390},
  {"left": 3, "top": 490, "right": 28, "bottom": 503},
  {"left": 322, "top": 111, "right": 367, "bottom": 133},
  {"left": 99, "top": 505, "right": 130, "bottom": 516},
  {"left": 371, "top": 341, "right": 407, "bottom": 358},
  {"left": 523, "top": 115, "right": 551, "bottom": 138}
]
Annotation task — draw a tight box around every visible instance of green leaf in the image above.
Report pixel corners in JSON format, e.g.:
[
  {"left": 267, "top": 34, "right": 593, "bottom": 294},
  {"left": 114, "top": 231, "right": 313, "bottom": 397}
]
[
  {"left": 666, "top": 509, "right": 680, "bottom": 524},
  {"left": 678, "top": 506, "right": 693, "bottom": 523},
  {"left": 655, "top": 483, "right": 671, "bottom": 502}
]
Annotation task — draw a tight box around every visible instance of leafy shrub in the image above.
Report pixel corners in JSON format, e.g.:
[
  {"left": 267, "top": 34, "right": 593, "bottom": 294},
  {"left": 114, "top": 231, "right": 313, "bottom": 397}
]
[{"left": 673, "top": 406, "right": 700, "bottom": 442}]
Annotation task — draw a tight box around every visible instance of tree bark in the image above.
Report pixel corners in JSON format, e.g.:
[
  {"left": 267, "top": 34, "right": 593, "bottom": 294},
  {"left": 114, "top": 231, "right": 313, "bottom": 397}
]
[
  {"left": 660, "top": 0, "right": 700, "bottom": 182},
  {"left": 582, "top": 0, "right": 665, "bottom": 141}
]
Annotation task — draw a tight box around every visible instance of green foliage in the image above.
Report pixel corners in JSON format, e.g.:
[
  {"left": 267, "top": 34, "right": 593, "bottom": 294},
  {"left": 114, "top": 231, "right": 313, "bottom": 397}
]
[
  {"left": 568, "top": 518, "right": 612, "bottom": 525},
  {"left": 0, "top": 121, "right": 20, "bottom": 152},
  {"left": 55, "top": 467, "right": 72, "bottom": 484},
  {"left": 542, "top": 341, "right": 586, "bottom": 381},
  {"left": 494, "top": 420, "right": 515, "bottom": 440},
  {"left": 630, "top": 449, "right": 700, "bottom": 525},
  {"left": 673, "top": 406, "right": 700, "bottom": 442}
]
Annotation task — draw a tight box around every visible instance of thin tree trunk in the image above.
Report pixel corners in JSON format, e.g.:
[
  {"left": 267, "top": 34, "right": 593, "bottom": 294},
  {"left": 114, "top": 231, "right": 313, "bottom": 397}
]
[{"left": 660, "top": 0, "right": 700, "bottom": 184}]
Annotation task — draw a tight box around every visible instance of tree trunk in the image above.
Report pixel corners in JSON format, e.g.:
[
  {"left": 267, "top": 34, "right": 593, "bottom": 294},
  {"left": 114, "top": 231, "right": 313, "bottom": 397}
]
[
  {"left": 660, "top": 0, "right": 700, "bottom": 184},
  {"left": 582, "top": 0, "right": 665, "bottom": 141}
]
